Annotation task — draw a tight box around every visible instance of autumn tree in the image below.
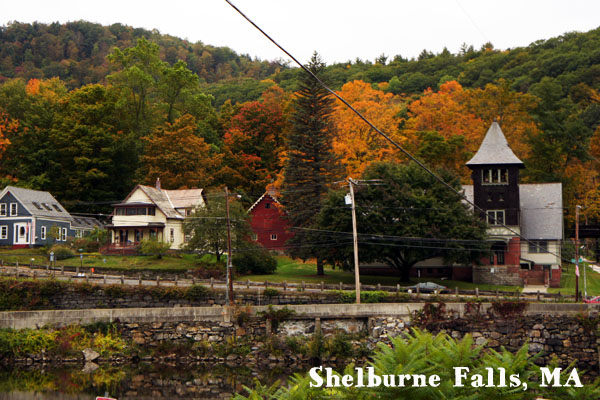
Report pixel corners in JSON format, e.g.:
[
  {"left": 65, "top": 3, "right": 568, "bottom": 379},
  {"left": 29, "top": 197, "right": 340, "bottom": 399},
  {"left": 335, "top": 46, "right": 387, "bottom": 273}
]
[
  {"left": 331, "top": 80, "right": 404, "bottom": 177},
  {"left": 281, "top": 52, "right": 343, "bottom": 275},
  {"left": 139, "top": 114, "right": 221, "bottom": 189},
  {"left": 219, "top": 86, "right": 290, "bottom": 200}
]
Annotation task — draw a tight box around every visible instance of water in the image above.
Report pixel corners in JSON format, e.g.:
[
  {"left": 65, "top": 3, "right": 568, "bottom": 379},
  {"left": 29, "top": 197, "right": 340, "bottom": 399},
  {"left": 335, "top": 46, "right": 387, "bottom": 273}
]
[{"left": 0, "top": 363, "right": 302, "bottom": 399}]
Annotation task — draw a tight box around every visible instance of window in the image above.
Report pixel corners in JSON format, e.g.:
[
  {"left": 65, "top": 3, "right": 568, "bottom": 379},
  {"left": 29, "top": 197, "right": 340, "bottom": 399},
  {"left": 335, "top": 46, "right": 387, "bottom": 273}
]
[
  {"left": 148, "top": 207, "right": 155, "bottom": 216},
  {"left": 482, "top": 168, "right": 508, "bottom": 185},
  {"left": 184, "top": 233, "right": 191, "bottom": 243},
  {"left": 529, "top": 240, "right": 549, "bottom": 254},
  {"left": 0, "top": 203, "right": 5, "bottom": 216},
  {"left": 32, "top": 202, "right": 43, "bottom": 210},
  {"left": 251, "top": 233, "right": 258, "bottom": 241},
  {"left": 265, "top": 203, "right": 271, "bottom": 209},
  {"left": 52, "top": 204, "right": 62, "bottom": 212},
  {"left": 170, "top": 228, "right": 175, "bottom": 242},
  {"left": 41, "top": 226, "right": 46, "bottom": 240},
  {"left": 0, "top": 226, "right": 7, "bottom": 239},
  {"left": 61, "top": 227, "right": 67, "bottom": 241},
  {"left": 486, "top": 210, "right": 505, "bottom": 225},
  {"left": 42, "top": 203, "right": 52, "bottom": 211},
  {"left": 270, "top": 233, "right": 278, "bottom": 240},
  {"left": 9, "top": 203, "right": 17, "bottom": 216},
  {"left": 135, "top": 229, "right": 141, "bottom": 242},
  {"left": 185, "top": 209, "right": 192, "bottom": 217}
]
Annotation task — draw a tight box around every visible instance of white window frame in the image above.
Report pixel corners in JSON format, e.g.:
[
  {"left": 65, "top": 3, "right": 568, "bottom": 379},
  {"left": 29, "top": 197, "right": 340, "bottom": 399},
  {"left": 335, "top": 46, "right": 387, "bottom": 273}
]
[
  {"left": 270, "top": 233, "right": 278, "bottom": 240},
  {"left": 251, "top": 233, "right": 258, "bottom": 241},
  {"left": 41, "top": 226, "right": 46, "bottom": 240},
  {"left": 486, "top": 210, "right": 505, "bottom": 226},
  {"left": 482, "top": 168, "right": 508, "bottom": 185},
  {"left": 0, "top": 204, "right": 6, "bottom": 217},
  {"left": 0, "top": 225, "right": 7, "bottom": 239},
  {"left": 9, "top": 203, "right": 17, "bottom": 216},
  {"left": 61, "top": 227, "right": 67, "bottom": 241},
  {"left": 170, "top": 228, "right": 175, "bottom": 242}
]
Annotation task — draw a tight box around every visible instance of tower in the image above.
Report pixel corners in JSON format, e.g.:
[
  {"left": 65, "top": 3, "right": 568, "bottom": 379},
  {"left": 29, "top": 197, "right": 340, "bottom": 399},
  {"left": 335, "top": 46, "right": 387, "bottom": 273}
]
[{"left": 466, "top": 121, "right": 524, "bottom": 228}]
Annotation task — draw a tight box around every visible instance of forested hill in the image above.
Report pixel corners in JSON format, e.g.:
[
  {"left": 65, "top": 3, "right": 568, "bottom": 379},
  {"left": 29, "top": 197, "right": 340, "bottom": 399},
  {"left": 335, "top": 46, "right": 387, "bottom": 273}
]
[
  {"left": 0, "top": 20, "right": 287, "bottom": 88},
  {"left": 0, "top": 21, "right": 599, "bottom": 225},
  {"left": 2, "top": 21, "right": 600, "bottom": 105}
]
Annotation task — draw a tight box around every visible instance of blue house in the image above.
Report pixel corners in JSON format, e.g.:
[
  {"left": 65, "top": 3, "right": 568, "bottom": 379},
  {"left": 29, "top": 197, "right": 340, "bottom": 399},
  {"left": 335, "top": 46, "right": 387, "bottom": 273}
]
[{"left": 0, "top": 186, "right": 100, "bottom": 248}]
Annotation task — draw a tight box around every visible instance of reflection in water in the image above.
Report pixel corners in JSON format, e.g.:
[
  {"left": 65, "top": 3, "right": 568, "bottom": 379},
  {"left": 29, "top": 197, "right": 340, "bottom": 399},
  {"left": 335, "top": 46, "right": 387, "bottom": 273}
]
[{"left": 0, "top": 363, "right": 302, "bottom": 399}]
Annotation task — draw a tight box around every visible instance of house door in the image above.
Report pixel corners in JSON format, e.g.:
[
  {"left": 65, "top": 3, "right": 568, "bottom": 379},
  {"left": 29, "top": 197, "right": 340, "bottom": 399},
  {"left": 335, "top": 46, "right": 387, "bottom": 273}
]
[{"left": 14, "top": 223, "right": 29, "bottom": 245}]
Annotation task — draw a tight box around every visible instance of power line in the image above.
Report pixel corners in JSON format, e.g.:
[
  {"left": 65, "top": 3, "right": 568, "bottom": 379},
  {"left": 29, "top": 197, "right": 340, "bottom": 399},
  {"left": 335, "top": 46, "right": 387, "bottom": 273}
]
[{"left": 223, "top": 0, "right": 568, "bottom": 264}]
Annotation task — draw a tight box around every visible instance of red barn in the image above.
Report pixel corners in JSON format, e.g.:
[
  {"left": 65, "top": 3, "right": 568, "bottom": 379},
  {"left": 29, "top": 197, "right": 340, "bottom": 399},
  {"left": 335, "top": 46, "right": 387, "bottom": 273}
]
[{"left": 248, "top": 192, "right": 294, "bottom": 251}]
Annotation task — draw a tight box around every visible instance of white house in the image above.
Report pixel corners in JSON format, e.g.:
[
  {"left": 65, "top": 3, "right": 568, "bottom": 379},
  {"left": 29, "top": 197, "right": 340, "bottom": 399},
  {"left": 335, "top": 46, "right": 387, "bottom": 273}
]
[{"left": 105, "top": 179, "right": 204, "bottom": 253}]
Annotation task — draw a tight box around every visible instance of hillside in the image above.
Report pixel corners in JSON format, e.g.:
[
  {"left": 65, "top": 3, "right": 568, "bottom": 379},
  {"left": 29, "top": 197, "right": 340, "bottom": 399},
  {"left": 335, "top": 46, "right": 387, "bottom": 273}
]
[{"left": 0, "top": 20, "right": 287, "bottom": 88}]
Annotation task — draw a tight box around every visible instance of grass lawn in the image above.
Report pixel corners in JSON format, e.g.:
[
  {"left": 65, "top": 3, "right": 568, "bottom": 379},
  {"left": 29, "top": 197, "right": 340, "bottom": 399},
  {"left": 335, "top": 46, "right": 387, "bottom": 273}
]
[
  {"left": 0, "top": 248, "right": 217, "bottom": 272},
  {"left": 547, "top": 263, "right": 600, "bottom": 296},
  {"left": 240, "top": 256, "right": 521, "bottom": 292}
]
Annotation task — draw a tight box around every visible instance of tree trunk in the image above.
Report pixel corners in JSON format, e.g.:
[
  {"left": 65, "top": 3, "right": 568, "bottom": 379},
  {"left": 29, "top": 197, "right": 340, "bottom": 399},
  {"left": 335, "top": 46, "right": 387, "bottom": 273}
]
[
  {"left": 317, "top": 257, "right": 324, "bottom": 276},
  {"left": 399, "top": 266, "right": 411, "bottom": 283}
]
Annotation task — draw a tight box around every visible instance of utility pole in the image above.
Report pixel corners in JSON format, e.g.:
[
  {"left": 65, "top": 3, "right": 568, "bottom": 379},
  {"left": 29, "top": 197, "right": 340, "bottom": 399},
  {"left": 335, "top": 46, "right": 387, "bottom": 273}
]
[
  {"left": 575, "top": 205, "right": 580, "bottom": 302},
  {"left": 225, "top": 186, "right": 234, "bottom": 305},
  {"left": 348, "top": 178, "right": 360, "bottom": 304},
  {"left": 578, "top": 205, "right": 587, "bottom": 300}
]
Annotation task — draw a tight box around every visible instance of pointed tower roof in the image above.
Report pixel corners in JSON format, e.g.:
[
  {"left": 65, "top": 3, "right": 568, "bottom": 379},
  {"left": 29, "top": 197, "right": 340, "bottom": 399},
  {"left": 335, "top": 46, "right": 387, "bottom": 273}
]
[{"left": 466, "top": 121, "right": 524, "bottom": 168}]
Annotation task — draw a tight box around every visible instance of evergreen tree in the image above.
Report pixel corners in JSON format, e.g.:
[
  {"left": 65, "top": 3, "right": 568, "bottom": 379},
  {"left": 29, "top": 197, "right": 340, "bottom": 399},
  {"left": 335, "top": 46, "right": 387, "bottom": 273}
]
[{"left": 281, "top": 52, "right": 343, "bottom": 275}]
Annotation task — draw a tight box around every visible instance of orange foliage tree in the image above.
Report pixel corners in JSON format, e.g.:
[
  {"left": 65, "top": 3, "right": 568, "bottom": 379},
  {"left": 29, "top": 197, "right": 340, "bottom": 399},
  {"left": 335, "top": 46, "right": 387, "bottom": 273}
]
[
  {"left": 0, "top": 110, "right": 15, "bottom": 158},
  {"left": 332, "top": 80, "right": 404, "bottom": 177},
  {"left": 140, "top": 114, "right": 220, "bottom": 189},
  {"left": 402, "top": 81, "right": 485, "bottom": 178}
]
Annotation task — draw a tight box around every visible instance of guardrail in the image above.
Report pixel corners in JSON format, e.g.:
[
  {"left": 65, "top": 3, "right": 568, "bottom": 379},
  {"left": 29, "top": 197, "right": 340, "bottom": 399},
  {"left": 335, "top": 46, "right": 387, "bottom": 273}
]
[{"left": 0, "top": 258, "right": 576, "bottom": 302}]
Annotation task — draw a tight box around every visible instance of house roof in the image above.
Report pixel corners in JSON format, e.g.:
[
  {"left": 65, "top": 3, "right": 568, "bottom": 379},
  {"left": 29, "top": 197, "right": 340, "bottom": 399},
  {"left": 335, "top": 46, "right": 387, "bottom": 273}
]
[
  {"left": 519, "top": 183, "right": 563, "bottom": 240},
  {"left": 70, "top": 216, "right": 103, "bottom": 230},
  {"left": 466, "top": 122, "right": 524, "bottom": 167},
  {"left": 462, "top": 183, "right": 563, "bottom": 240},
  {"left": 248, "top": 191, "right": 281, "bottom": 212},
  {"left": 164, "top": 189, "right": 204, "bottom": 209},
  {"left": 0, "top": 186, "right": 70, "bottom": 219},
  {"left": 121, "top": 185, "right": 204, "bottom": 219}
]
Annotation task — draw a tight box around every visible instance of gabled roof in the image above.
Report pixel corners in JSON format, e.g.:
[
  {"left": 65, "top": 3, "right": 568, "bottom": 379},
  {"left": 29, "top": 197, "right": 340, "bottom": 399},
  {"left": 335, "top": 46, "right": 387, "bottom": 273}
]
[
  {"left": 0, "top": 186, "right": 70, "bottom": 219},
  {"left": 248, "top": 191, "right": 281, "bottom": 212},
  {"left": 461, "top": 183, "right": 563, "bottom": 240},
  {"left": 466, "top": 122, "right": 524, "bottom": 167},
  {"left": 120, "top": 185, "right": 204, "bottom": 219}
]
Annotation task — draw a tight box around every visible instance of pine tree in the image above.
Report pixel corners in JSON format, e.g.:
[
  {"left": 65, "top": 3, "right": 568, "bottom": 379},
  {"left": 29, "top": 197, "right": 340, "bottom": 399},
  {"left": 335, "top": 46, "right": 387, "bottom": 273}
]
[{"left": 281, "top": 52, "right": 343, "bottom": 275}]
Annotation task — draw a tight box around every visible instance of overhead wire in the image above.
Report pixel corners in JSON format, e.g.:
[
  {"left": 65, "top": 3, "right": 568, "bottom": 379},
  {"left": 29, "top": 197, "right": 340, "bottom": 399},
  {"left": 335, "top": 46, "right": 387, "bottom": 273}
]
[{"left": 223, "top": 0, "right": 570, "bottom": 264}]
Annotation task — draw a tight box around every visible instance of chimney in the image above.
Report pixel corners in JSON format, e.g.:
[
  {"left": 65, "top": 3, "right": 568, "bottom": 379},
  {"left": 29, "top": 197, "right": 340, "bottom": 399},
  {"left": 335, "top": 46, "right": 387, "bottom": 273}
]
[{"left": 156, "top": 177, "right": 161, "bottom": 190}]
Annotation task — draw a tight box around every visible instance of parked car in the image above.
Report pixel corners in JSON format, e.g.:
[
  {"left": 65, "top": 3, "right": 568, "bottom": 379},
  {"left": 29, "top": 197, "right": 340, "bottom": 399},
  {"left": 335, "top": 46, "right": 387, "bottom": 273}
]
[{"left": 584, "top": 296, "right": 600, "bottom": 304}]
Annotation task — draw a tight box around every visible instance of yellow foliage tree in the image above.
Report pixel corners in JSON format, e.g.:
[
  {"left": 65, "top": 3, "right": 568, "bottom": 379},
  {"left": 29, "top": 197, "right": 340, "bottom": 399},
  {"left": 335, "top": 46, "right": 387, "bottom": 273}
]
[
  {"left": 140, "top": 114, "right": 221, "bottom": 189},
  {"left": 332, "top": 80, "right": 404, "bottom": 177}
]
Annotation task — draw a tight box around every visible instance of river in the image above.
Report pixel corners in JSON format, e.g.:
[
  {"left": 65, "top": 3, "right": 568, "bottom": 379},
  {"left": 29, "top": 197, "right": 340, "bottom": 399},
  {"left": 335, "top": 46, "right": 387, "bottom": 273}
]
[{"left": 0, "top": 363, "right": 304, "bottom": 399}]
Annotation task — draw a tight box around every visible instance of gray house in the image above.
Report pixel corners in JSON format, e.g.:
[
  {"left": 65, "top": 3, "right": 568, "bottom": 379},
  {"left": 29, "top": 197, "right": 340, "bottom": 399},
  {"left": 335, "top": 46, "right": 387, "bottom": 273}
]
[{"left": 0, "top": 186, "right": 101, "bottom": 248}]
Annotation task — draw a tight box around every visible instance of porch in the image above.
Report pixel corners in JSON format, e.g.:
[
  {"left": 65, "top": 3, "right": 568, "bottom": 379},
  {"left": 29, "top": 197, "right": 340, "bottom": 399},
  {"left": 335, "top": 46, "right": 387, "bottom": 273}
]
[{"left": 103, "top": 223, "right": 165, "bottom": 255}]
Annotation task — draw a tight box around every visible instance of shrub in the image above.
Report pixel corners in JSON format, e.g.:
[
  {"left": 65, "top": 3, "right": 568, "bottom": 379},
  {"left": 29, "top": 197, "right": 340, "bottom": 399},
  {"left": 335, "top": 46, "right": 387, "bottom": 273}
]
[
  {"left": 185, "top": 285, "right": 209, "bottom": 300},
  {"left": 233, "top": 242, "right": 277, "bottom": 275},
  {"left": 138, "top": 238, "right": 171, "bottom": 259},
  {"left": 263, "top": 288, "right": 279, "bottom": 298},
  {"left": 72, "top": 237, "right": 101, "bottom": 253},
  {"left": 47, "top": 244, "right": 75, "bottom": 260}
]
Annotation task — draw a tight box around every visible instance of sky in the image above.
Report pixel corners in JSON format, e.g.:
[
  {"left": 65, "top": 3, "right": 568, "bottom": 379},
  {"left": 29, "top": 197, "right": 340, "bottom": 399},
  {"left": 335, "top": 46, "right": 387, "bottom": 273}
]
[{"left": 2, "top": 0, "right": 599, "bottom": 65}]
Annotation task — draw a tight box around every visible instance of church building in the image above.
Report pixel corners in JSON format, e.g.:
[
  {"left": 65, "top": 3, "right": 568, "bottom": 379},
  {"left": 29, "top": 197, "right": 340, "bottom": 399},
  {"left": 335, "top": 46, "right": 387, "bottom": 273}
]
[{"left": 461, "top": 121, "right": 563, "bottom": 287}]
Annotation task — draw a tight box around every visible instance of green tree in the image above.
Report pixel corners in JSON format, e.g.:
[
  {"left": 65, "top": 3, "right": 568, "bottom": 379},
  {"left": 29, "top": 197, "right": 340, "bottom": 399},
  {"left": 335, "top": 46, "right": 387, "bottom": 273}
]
[
  {"left": 107, "top": 38, "right": 165, "bottom": 136},
  {"left": 159, "top": 59, "right": 200, "bottom": 123},
  {"left": 318, "top": 162, "right": 489, "bottom": 282},
  {"left": 183, "top": 189, "right": 252, "bottom": 263},
  {"left": 280, "top": 52, "right": 343, "bottom": 275}
]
